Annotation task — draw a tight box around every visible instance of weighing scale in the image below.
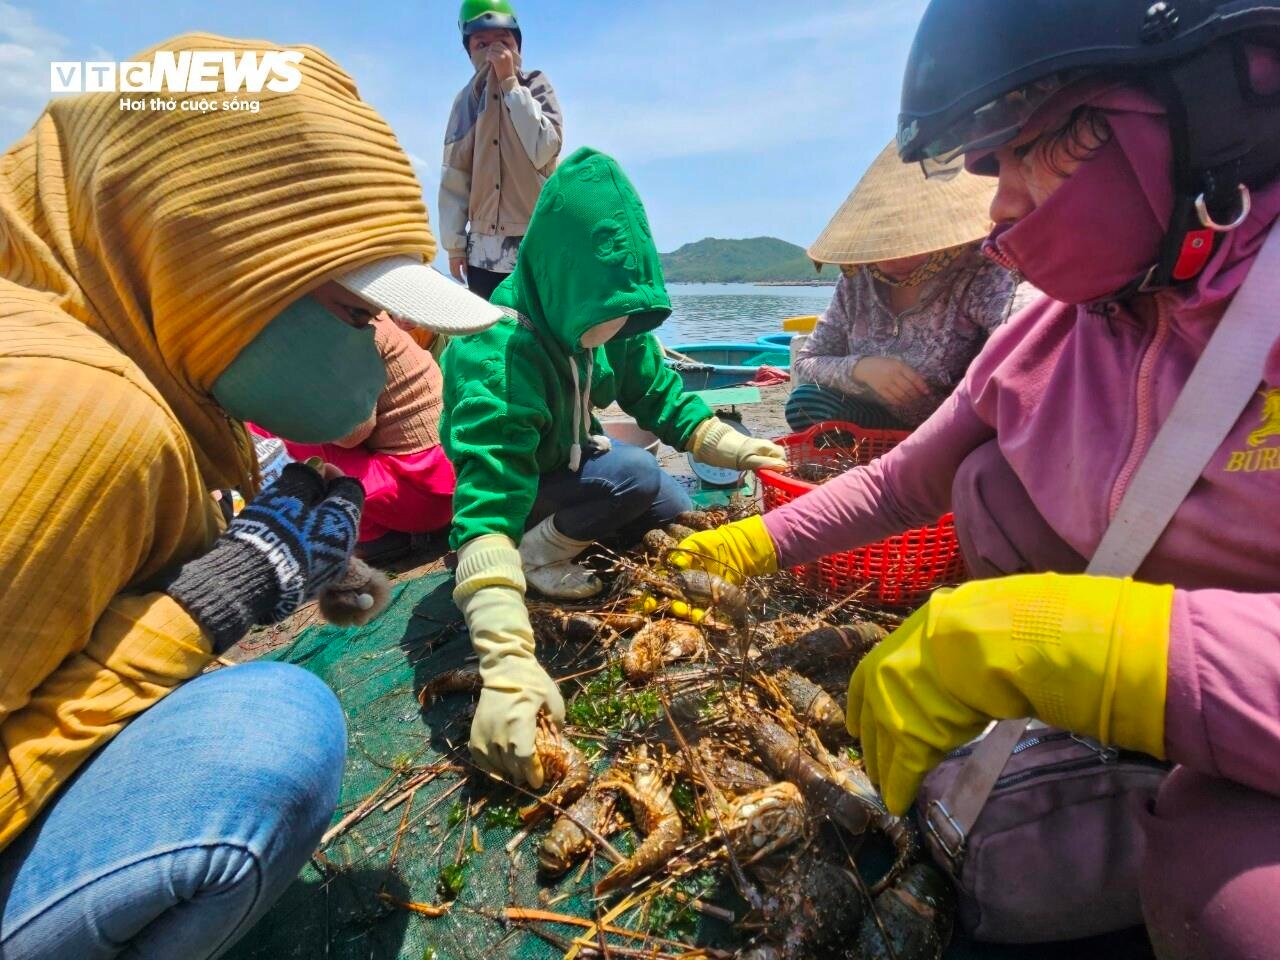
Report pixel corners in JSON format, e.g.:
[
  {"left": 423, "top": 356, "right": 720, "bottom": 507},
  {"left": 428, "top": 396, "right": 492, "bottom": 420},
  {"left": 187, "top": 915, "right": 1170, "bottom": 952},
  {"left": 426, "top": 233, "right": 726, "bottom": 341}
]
[{"left": 683, "top": 387, "right": 762, "bottom": 507}]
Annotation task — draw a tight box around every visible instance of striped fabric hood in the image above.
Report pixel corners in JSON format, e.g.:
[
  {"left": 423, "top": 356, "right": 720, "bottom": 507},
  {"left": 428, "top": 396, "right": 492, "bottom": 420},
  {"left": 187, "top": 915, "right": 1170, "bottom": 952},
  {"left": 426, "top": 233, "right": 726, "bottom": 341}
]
[{"left": 0, "top": 33, "right": 437, "bottom": 490}]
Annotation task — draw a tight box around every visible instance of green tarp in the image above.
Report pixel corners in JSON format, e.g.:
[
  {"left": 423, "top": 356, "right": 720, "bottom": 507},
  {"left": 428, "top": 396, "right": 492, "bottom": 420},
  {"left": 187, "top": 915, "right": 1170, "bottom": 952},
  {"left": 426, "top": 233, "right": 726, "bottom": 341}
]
[
  {"left": 226, "top": 570, "right": 1153, "bottom": 960},
  {"left": 224, "top": 572, "right": 740, "bottom": 960}
]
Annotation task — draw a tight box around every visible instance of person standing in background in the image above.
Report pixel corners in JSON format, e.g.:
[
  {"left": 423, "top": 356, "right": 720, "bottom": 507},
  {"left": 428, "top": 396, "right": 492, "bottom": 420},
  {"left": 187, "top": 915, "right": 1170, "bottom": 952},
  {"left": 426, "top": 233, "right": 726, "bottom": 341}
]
[{"left": 440, "top": 0, "right": 564, "bottom": 301}]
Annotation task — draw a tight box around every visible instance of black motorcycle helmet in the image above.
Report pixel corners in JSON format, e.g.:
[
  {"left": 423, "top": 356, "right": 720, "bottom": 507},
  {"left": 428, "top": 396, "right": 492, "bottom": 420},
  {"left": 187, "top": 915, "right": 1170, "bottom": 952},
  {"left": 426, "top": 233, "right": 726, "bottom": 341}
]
[{"left": 898, "top": 0, "right": 1280, "bottom": 291}]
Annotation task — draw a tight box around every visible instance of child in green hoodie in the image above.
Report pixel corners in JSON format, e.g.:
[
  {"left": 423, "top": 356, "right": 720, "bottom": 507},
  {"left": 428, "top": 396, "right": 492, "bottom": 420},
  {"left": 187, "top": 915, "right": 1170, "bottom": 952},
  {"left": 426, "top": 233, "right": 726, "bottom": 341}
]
[{"left": 441, "top": 147, "right": 787, "bottom": 787}]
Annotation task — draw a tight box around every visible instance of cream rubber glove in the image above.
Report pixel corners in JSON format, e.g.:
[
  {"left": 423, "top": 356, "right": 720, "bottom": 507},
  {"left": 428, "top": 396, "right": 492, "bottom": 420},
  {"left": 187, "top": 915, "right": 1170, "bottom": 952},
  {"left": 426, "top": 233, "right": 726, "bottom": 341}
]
[
  {"left": 688, "top": 417, "right": 789, "bottom": 472},
  {"left": 669, "top": 515, "right": 780, "bottom": 585},
  {"left": 847, "top": 573, "right": 1174, "bottom": 816},
  {"left": 454, "top": 535, "right": 566, "bottom": 788}
]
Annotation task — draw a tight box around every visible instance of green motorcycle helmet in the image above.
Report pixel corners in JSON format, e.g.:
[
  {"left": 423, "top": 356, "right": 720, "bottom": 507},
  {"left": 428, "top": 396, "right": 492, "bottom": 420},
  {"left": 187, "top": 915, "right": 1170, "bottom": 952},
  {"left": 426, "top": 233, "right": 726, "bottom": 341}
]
[{"left": 459, "top": 0, "right": 522, "bottom": 50}]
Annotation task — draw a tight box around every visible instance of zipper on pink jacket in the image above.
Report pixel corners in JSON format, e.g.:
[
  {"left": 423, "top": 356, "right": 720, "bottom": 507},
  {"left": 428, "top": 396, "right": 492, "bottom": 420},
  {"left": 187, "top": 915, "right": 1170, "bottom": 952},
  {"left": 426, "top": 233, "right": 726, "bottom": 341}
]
[{"left": 1108, "top": 299, "right": 1171, "bottom": 520}]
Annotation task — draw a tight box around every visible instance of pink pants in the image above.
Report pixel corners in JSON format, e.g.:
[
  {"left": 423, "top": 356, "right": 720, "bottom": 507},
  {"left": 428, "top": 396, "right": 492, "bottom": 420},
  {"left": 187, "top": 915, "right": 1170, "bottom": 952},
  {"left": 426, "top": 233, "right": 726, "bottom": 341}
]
[
  {"left": 279, "top": 439, "right": 455, "bottom": 543},
  {"left": 953, "top": 440, "right": 1280, "bottom": 959},
  {"left": 1142, "top": 768, "right": 1280, "bottom": 960}
]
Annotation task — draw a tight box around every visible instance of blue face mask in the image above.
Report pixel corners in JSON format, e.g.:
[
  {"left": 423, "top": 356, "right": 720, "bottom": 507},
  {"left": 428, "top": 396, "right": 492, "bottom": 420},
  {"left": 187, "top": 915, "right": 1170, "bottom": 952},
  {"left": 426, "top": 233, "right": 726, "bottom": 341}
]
[{"left": 211, "top": 295, "right": 386, "bottom": 444}]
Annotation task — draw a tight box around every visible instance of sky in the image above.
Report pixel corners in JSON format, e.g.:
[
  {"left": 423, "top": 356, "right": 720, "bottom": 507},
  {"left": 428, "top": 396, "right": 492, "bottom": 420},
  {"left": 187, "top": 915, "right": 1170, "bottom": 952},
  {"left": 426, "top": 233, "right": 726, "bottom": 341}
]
[{"left": 1, "top": 0, "right": 929, "bottom": 268}]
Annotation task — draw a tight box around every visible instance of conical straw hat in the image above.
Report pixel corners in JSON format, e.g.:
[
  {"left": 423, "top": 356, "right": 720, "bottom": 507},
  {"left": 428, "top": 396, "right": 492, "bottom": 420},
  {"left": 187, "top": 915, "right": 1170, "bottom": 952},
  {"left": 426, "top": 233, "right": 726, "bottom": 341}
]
[{"left": 808, "top": 140, "right": 997, "bottom": 266}]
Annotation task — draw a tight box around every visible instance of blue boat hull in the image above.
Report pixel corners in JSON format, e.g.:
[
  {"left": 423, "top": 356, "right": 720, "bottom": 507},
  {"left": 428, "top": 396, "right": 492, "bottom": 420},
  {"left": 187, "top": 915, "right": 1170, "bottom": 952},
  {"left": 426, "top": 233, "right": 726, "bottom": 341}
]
[
  {"left": 669, "top": 365, "right": 760, "bottom": 391},
  {"left": 756, "top": 333, "right": 794, "bottom": 348},
  {"left": 665, "top": 342, "right": 790, "bottom": 391}
]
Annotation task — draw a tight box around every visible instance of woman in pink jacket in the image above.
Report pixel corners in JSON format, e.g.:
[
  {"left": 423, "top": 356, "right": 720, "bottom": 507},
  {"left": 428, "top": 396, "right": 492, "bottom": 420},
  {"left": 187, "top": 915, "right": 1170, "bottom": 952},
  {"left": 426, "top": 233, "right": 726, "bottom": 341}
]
[{"left": 676, "top": 3, "right": 1280, "bottom": 957}]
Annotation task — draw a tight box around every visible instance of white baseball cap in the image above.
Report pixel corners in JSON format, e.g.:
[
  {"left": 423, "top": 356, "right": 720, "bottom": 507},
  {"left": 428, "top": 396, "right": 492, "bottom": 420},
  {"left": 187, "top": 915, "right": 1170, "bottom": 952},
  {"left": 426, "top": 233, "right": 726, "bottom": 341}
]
[{"left": 335, "top": 255, "right": 502, "bottom": 335}]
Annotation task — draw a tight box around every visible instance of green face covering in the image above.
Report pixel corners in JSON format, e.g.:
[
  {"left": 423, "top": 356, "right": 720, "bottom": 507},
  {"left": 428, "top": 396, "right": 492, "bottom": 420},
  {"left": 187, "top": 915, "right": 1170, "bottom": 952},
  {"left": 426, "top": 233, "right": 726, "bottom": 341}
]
[{"left": 212, "top": 295, "right": 386, "bottom": 444}]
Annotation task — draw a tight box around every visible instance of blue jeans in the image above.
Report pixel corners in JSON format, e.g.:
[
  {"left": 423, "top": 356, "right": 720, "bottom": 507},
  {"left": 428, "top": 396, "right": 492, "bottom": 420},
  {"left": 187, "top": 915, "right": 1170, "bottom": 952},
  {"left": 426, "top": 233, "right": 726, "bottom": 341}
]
[
  {"left": 528, "top": 441, "right": 693, "bottom": 544},
  {"left": 0, "top": 662, "right": 345, "bottom": 959}
]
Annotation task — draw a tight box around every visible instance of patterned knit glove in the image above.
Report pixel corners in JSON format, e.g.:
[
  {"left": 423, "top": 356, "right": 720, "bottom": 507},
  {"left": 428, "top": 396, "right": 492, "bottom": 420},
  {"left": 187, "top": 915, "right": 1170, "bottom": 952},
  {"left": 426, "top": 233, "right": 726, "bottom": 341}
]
[{"left": 166, "top": 464, "right": 365, "bottom": 651}]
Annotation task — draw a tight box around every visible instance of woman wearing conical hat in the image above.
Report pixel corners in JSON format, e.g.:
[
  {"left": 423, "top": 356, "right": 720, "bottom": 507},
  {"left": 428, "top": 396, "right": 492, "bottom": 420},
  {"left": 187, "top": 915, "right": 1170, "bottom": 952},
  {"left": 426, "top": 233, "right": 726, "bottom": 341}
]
[
  {"left": 786, "top": 140, "right": 1031, "bottom": 431},
  {"left": 0, "top": 34, "right": 499, "bottom": 956}
]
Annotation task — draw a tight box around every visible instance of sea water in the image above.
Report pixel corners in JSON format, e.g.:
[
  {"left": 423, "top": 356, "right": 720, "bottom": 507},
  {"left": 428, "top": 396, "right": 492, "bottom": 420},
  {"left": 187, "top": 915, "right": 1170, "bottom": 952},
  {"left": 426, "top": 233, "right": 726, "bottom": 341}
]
[{"left": 665, "top": 283, "right": 833, "bottom": 346}]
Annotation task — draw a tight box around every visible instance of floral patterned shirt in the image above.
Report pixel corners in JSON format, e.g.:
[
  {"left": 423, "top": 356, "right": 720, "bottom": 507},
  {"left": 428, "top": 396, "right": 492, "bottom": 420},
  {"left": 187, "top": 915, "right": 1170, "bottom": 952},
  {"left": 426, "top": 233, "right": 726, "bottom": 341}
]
[{"left": 794, "top": 246, "right": 1034, "bottom": 426}]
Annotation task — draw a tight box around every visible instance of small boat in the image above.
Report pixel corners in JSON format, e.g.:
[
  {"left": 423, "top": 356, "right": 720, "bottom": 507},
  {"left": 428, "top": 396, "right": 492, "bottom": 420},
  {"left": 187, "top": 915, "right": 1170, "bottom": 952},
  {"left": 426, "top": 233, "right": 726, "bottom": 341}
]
[
  {"left": 756, "top": 333, "right": 794, "bottom": 348},
  {"left": 665, "top": 342, "right": 791, "bottom": 391}
]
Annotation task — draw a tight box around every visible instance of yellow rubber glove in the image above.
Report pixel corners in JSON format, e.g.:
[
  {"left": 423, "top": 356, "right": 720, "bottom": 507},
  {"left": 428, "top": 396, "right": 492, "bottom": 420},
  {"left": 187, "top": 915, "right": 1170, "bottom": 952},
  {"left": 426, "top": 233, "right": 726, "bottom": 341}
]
[
  {"left": 454, "top": 535, "right": 565, "bottom": 789},
  {"left": 847, "top": 573, "right": 1173, "bottom": 816},
  {"left": 668, "top": 515, "right": 780, "bottom": 585},
  {"left": 688, "top": 417, "right": 789, "bottom": 472}
]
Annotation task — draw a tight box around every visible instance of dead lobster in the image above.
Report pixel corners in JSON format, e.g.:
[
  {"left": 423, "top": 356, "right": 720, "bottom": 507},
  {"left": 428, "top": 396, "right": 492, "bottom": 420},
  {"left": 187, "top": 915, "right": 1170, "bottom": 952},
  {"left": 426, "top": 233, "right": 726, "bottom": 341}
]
[
  {"left": 737, "top": 711, "right": 913, "bottom": 894},
  {"left": 621, "top": 619, "right": 706, "bottom": 683},
  {"left": 738, "top": 856, "right": 866, "bottom": 960},
  {"left": 518, "top": 722, "right": 591, "bottom": 825},
  {"left": 539, "top": 771, "right": 624, "bottom": 876},
  {"left": 595, "top": 747, "right": 684, "bottom": 894},
  {"left": 756, "top": 623, "right": 887, "bottom": 677},
  {"left": 856, "top": 862, "right": 956, "bottom": 960}
]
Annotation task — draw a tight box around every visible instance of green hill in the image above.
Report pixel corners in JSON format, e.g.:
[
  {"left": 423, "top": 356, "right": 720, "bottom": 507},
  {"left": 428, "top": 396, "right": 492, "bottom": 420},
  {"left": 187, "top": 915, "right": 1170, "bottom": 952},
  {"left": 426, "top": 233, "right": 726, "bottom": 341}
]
[{"left": 659, "top": 236, "right": 824, "bottom": 283}]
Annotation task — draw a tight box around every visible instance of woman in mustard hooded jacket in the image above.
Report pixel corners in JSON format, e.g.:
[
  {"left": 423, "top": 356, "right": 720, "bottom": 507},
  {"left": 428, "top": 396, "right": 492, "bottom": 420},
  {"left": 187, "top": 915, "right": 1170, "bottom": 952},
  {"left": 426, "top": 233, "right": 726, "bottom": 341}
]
[
  {"left": 441, "top": 148, "right": 789, "bottom": 788},
  {"left": 0, "top": 34, "right": 498, "bottom": 958}
]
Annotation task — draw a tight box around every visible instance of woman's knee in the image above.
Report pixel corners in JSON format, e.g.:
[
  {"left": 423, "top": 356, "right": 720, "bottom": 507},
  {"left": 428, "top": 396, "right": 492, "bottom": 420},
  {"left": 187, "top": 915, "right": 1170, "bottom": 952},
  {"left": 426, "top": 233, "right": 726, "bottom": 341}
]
[
  {"left": 785, "top": 385, "right": 832, "bottom": 431},
  {"left": 600, "top": 442, "right": 663, "bottom": 509},
  {"left": 1141, "top": 768, "right": 1280, "bottom": 960},
  {"left": 199, "top": 663, "right": 346, "bottom": 832},
  {"left": 0, "top": 664, "right": 345, "bottom": 960}
]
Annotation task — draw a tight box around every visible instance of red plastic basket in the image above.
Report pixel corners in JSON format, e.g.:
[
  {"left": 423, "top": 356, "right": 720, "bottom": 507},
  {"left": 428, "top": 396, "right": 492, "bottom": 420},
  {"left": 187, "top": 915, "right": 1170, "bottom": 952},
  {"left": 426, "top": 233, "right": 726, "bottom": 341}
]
[{"left": 758, "top": 420, "right": 967, "bottom": 607}]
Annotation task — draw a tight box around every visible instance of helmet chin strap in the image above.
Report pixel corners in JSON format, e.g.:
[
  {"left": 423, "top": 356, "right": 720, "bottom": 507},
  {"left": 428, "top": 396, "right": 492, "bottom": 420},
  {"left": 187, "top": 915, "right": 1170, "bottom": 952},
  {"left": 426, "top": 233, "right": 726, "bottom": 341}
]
[{"left": 1132, "top": 39, "right": 1280, "bottom": 295}]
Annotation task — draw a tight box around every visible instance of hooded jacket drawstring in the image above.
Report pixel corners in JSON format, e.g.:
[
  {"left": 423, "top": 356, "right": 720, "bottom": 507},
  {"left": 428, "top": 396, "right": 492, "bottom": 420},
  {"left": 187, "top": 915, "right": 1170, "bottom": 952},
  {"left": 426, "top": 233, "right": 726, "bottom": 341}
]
[
  {"left": 568, "top": 350, "right": 594, "bottom": 472},
  {"left": 568, "top": 357, "right": 582, "bottom": 471}
]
